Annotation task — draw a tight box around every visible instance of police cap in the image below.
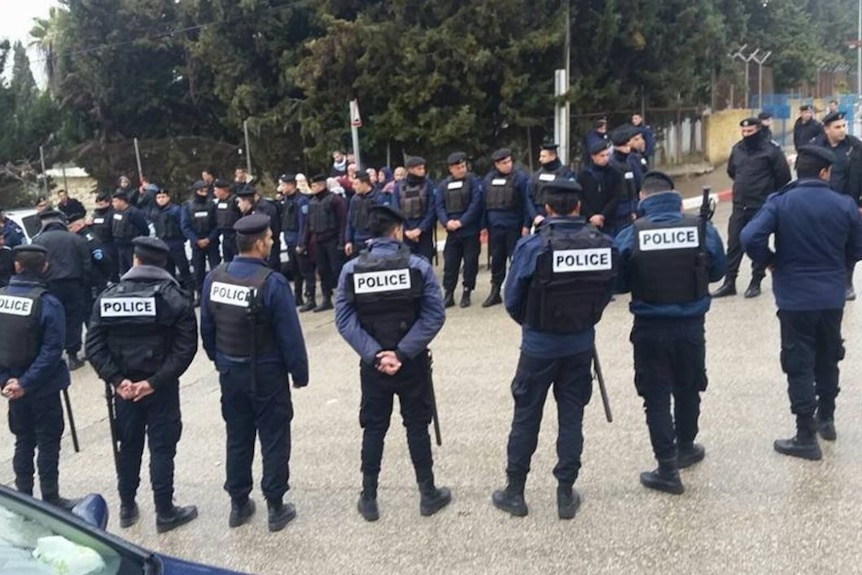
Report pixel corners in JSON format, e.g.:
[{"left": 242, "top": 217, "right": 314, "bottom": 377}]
[
  {"left": 823, "top": 111, "right": 846, "bottom": 126},
  {"left": 37, "top": 209, "right": 65, "bottom": 221},
  {"left": 279, "top": 173, "right": 297, "bottom": 184},
  {"left": 95, "top": 191, "right": 112, "bottom": 203},
  {"left": 214, "top": 178, "right": 232, "bottom": 189},
  {"left": 192, "top": 180, "right": 208, "bottom": 190},
  {"left": 310, "top": 174, "right": 328, "bottom": 184},
  {"left": 234, "top": 213, "right": 270, "bottom": 236},
  {"left": 800, "top": 104, "right": 814, "bottom": 112},
  {"left": 641, "top": 171, "right": 676, "bottom": 192},
  {"left": 132, "top": 236, "right": 169, "bottom": 258},
  {"left": 757, "top": 111, "right": 772, "bottom": 120},
  {"left": 593, "top": 118, "right": 608, "bottom": 128},
  {"left": 405, "top": 156, "right": 426, "bottom": 169},
  {"left": 796, "top": 145, "right": 835, "bottom": 168},
  {"left": 540, "top": 142, "right": 559, "bottom": 152},
  {"left": 446, "top": 152, "right": 467, "bottom": 165},
  {"left": 66, "top": 213, "right": 86, "bottom": 224},
  {"left": 739, "top": 116, "right": 761, "bottom": 128},
  {"left": 234, "top": 185, "right": 256, "bottom": 197},
  {"left": 369, "top": 204, "right": 406, "bottom": 225},
  {"left": 589, "top": 139, "right": 612, "bottom": 155},
  {"left": 12, "top": 244, "right": 47, "bottom": 255},
  {"left": 610, "top": 125, "right": 637, "bottom": 146},
  {"left": 112, "top": 189, "right": 130, "bottom": 200},
  {"left": 490, "top": 148, "right": 512, "bottom": 163},
  {"left": 543, "top": 179, "right": 582, "bottom": 199}
]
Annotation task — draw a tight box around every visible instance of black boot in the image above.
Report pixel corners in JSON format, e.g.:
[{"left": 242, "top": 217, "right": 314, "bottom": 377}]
[
  {"left": 294, "top": 292, "right": 304, "bottom": 307},
  {"left": 816, "top": 402, "right": 837, "bottom": 441},
  {"left": 482, "top": 284, "right": 502, "bottom": 308},
  {"left": 443, "top": 291, "right": 455, "bottom": 308},
  {"left": 299, "top": 297, "right": 316, "bottom": 313},
  {"left": 846, "top": 276, "right": 856, "bottom": 301},
  {"left": 267, "top": 499, "right": 297, "bottom": 532},
  {"left": 119, "top": 502, "right": 139, "bottom": 528},
  {"left": 711, "top": 281, "right": 736, "bottom": 298},
  {"left": 67, "top": 353, "right": 85, "bottom": 371},
  {"left": 774, "top": 415, "right": 822, "bottom": 460},
  {"left": 556, "top": 484, "right": 581, "bottom": 520},
  {"left": 459, "top": 289, "right": 471, "bottom": 308},
  {"left": 418, "top": 478, "right": 452, "bottom": 516},
  {"left": 15, "top": 478, "right": 33, "bottom": 497},
  {"left": 744, "top": 279, "right": 762, "bottom": 299},
  {"left": 229, "top": 497, "right": 256, "bottom": 528},
  {"left": 43, "top": 495, "right": 80, "bottom": 512},
  {"left": 639, "top": 458, "right": 684, "bottom": 495},
  {"left": 155, "top": 504, "right": 199, "bottom": 533},
  {"left": 313, "top": 294, "right": 334, "bottom": 312},
  {"left": 491, "top": 478, "right": 528, "bottom": 517},
  {"left": 357, "top": 474, "right": 379, "bottom": 522},
  {"left": 676, "top": 443, "right": 706, "bottom": 469}
]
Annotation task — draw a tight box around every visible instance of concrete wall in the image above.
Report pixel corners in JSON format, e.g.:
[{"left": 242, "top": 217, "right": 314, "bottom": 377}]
[{"left": 704, "top": 109, "right": 752, "bottom": 166}]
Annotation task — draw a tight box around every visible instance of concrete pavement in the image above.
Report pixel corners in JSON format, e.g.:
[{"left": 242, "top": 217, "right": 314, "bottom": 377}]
[{"left": 3, "top": 196, "right": 862, "bottom": 574}]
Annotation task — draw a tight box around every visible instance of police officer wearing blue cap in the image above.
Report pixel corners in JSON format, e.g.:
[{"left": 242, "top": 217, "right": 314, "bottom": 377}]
[
  {"left": 616, "top": 171, "right": 726, "bottom": 495},
  {"left": 392, "top": 156, "right": 437, "bottom": 262},
  {"left": 528, "top": 142, "right": 576, "bottom": 225},
  {"left": 742, "top": 145, "right": 862, "bottom": 461},
  {"left": 299, "top": 174, "right": 348, "bottom": 312},
  {"left": 182, "top": 180, "right": 220, "bottom": 305},
  {"left": 201, "top": 214, "right": 309, "bottom": 532},
  {"left": 578, "top": 139, "right": 624, "bottom": 237},
  {"left": 610, "top": 125, "right": 647, "bottom": 233},
  {"left": 278, "top": 174, "right": 312, "bottom": 306},
  {"left": 235, "top": 184, "right": 283, "bottom": 273},
  {"left": 335, "top": 204, "right": 450, "bottom": 522},
  {"left": 110, "top": 190, "right": 150, "bottom": 277},
  {"left": 0, "top": 244, "right": 79, "bottom": 509},
  {"left": 491, "top": 180, "right": 617, "bottom": 520},
  {"left": 66, "top": 212, "right": 112, "bottom": 328},
  {"left": 86, "top": 236, "right": 199, "bottom": 533},
  {"left": 152, "top": 188, "right": 193, "bottom": 293}
]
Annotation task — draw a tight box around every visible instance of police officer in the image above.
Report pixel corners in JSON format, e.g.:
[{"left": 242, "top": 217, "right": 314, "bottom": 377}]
[
  {"left": 235, "top": 185, "right": 282, "bottom": 273},
  {"left": 793, "top": 105, "right": 823, "bottom": 150},
  {"left": 90, "top": 192, "right": 118, "bottom": 282},
  {"left": 300, "top": 174, "right": 347, "bottom": 312},
  {"left": 56, "top": 190, "right": 86, "bottom": 222},
  {"left": 528, "top": 142, "right": 575, "bottom": 225},
  {"left": 200, "top": 214, "right": 309, "bottom": 532},
  {"left": 33, "top": 209, "right": 91, "bottom": 371},
  {"left": 86, "top": 237, "right": 198, "bottom": 532},
  {"left": 632, "top": 114, "right": 656, "bottom": 166},
  {"left": 435, "top": 152, "right": 484, "bottom": 308},
  {"left": 758, "top": 111, "right": 777, "bottom": 144},
  {"left": 741, "top": 146, "right": 862, "bottom": 460},
  {"left": 111, "top": 190, "right": 150, "bottom": 277},
  {"left": 66, "top": 213, "right": 112, "bottom": 328},
  {"left": 482, "top": 148, "right": 530, "bottom": 308},
  {"left": 578, "top": 140, "right": 623, "bottom": 237},
  {"left": 582, "top": 118, "right": 609, "bottom": 165},
  {"left": 392, "top": 157, "right": 436, "bottom": 262},
  {"left": 712, "top": 117, "right": 791, "bottom": 299},
  {"left": 279, "top": 174, "right": 312, "bottom": 307},
  {"left": 213, "top": 179, "right": 242, "bottom": 263},
  {"left": 152, "top": 188, "right": 192, "bottom": 292},
  {"left": 0, "top": 208, "right": 25, "bottom": 248},
  {"left": 345, "top": 172, "right": 382, "bottom": 259},
  {"left": 616, "top": 172, "right": 727, "bottom": 494},
  {"left": 182, "top": 180, "right": 220, "bottom": 305},
  {"left": 0, "top": 244, "right": 78, "bottom": 509},
  {"left": 491, "top": 181, "right": 617, "bottom": 520},
  {"left": 335, "top": 204, "right": 450, "bottom": 521},
  {"left": 610, "top": 125, "right": 646, "bottom": 233}
]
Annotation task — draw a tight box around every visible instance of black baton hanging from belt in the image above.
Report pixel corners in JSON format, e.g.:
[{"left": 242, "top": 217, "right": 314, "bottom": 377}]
[
  {"left": 592, "top": 346, "right": 613, "bottom": 423},
  {"left": 104, "top": 382, "right": 120, "bottom": 474},
  {"left": 427, "top": 350, "right": 443, "bottom": 446},
  {"left": 61, "top": 388, "right": 80, "bottom": 452}
]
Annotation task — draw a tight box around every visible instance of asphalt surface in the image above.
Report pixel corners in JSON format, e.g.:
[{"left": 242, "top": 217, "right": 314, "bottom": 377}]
[{"left": 3, "top": 180, "right": 862, "bottom": 574}]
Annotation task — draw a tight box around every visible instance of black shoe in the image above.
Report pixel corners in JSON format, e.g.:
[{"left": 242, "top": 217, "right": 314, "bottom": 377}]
[
  {"left": 744, "top": 281, "right": 761, "bottom": 299},
  {"left": 419, "top": 481, "right": 452, "bottom": 516},
  {"left": 846, "top": 286, "right": 856, "bottom": 301},
  {"left": 676, "top": 443, "right": 706, "bottom": 469},
  {"left": 298, "top": 299, "right": 316, "bottom": 313},
  {"left": 229, "top": 498, "right": 255, "bottom": 528},
  {"left": 443, "top": 291, "right": 455, "bottom": 308},
  {"left": 119, "top": 503, "right": 139, "bottom": 528},
  {"left": 491, "top": 487, "right": 528, "bottom": 517},
  {"left": 357, "top": 494, "right": 379, "bottom": 522},
  {"left": 67, "top": 355, "right": 85, "bottom": 371},
  {"left": 557, "top": 485, "right": 581, "bottom": 520},
  {"left": 459, "top": 289, "right": 471, "bottom": 308},
  {"left": 482, "top": 285, "right": 502, "bottom": 308},
  {"left": 156, "top": 505, "right": 198, "bottom": 533},
  {"left": 295, "top": 295, "right": 305, "bottom": 307},
  {"left": 313, "top": 298, "right": 334, "bottom": 312},
  {"left": 639, "top": 462, "right": 684, "bottom": 495},
  {"left": 267, "top": 501, "right": 296, "bottom": 532},
  {"left": 774, "top": 436, "right": 822, "bottom": 460},
  {"left": 818, "top": 419, "right": 837, "bottom": 441},
  {"left": 43, "top": 495, "right": 80, "bottom": 512},
  {"left": 711, "top": 282, "right": 737, "bottom": 298}
]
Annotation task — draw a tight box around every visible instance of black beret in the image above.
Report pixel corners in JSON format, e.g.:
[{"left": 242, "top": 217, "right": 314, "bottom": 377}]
[
  {"left": 132, "top": 236, "right": 169, "bottom": 257},
  {"left": 543, "top": 179, "right": 582, "bottom": 198},
  {"left": 214, "top": 178, "right": 232, "bottom": 189},
  {"left": 593, "top": 118, "right": 608, "bottom": 128},
  {"left": 739, "top": 117, "right": 761, "bottom": 128},
  {"left": 490, "top": 148, "right": 512, "bottom": 163},
  {"left": 823, "top": 111, "right": 846, "bottom": 126},
  {"left": 66, "top": 213, "right": 86, "bottom": 224},
  {"left": 37, "top": 209, "right": 65, "bottom": 221},
  {"left": 192, "top": 180, "right": 208, "bottom": 190},
  {"left": 540, "top": 142, "right": 559, "bottom": 152},
  {"left": 405, "top": 156, "right": 426, "bottom": 169},
  {"left": 12, "top": 244, "right": 47, "bottom": 255},
  {"left": 234, "top": 185, "right": 256, "bottom": 197},
  {"left": 589, "top": 139, "right": 612, "bottom": 155},
  {"left": 641, "top": 171, "right": 676, "bottom": 191},
  {"left": 95, "top": 191, "right": 112, "bottom": 202},
  {"left": 800, "top": 104, "right": 814, "bottom": 112},
  {"left": 797, "top": 145, "right": 835, "bottom": 167},
  {"left": 310, "top": 174, "right": 328, "bottom": 184},
  {"left": 279, "top": 173, "right": 296, "bottom": 184},
  {"left": 112, "top": 189, "right": 129, "bottom": 200},
  {"left": 610, "top": 126, "right": 637, "bottom": 146},
  {"left": 355, "top": 172, "right": 372, "bottom": 184},
  {"left": 757, "top": 111, "right": 772, "bottom": 120},
  {"left": 369, "top": 204, "right": 406, "bottom": 225},
  {"left": 446, "top": 152, "right": 467, "bottom": 165},
  {"left": 234, "top": 213, "right": 270, "bottom": 235}
]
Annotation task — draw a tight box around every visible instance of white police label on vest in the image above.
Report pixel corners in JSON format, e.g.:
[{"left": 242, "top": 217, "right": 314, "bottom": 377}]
[
  {"left": 210, "top": 282, "right": 253, "bottom": 308},
  {"left": 353, "top": 269, "right": 412, "bottom": 294},
  {"left": 93, "top": 217, "right": 105, "bottom": 224},
  {"left": 113, "top": 213, "right": 123, "bottom": 221},
  {"left": 217, "top": 202, "right": 228, "bottom": 209},
  {"left": 0, "top": 295, "right": 34, "bottom": 316},
  {"left": 539, "top": 173, "right": 556, "bottom": 182},
  {"left": 194, "top": 211, "right": 209, "bottom": 218},
  {"left": 447, "top": 181, "right": 463, "bottom": 190},
  {"left": 492, "top": 178, "right": 507, "bottom": 186},
  {"left": 553, "top": 248, "right": 613, "bottom": 272},
  {"left": 100, "top": 297, "right": 157, "bottom": 317},
  {"left": 639, "top": 227, "right": 699, "bottom": 251}
]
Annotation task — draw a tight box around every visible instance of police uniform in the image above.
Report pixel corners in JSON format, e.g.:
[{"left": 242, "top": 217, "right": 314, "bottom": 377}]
[
  {"left": 528, "top": 143, "right": 576, "bottom": 222},
  {"left": 0, "top": 245, "right": 76, "bottom": 508},
  {"left": 182, "top": 181, "right": 221, "bottom": 301},
  {"left": 90, "top": 193, "right": 119, "bottom": 282},
  {"left": 793, "top": 105, "right": 823, "bottom": 150},
  {"left": 335, "top": 204, "right": 450, "bottom": 522},
  {"left": 610, "top": 125, "right": 645, "bottom": 233},
  {"left": 741, "top": 146, "right": 862, "bottom": 460},
  {"left": 492, "top": 181, "right": 618, "bottom": 520},
  {"left": 236, "top": 185, "right": 283, "bottom": 273},
  {"left": 578, "top": 140, "right": 624, "bottom": 237},
  {"left": 152, "top": 191, "right": 192, "bottom": 291},
  {"left": 301, "top": 174, "right": 347, "bottom": 312},
  {"left": 33, "top": 210, "right": 92, "bottom": 371},
  {"left": 346, "top": 174, "right": 383, "bottom": 256},
  {"left": 392, "top": 157, "right": 437, "bottom": 262},
  {"left": 481, "top": 148, "right": 530, "bottom": 307},
  {"left": 111, "top": 191, "right": 151, "bottom": 276},
  {"left": 68, "top": 213, "right": 112, "bottom": 328},
  {"left": 85, "top": 237, "right": 199, "bottom": 533},
  {"left": 616, "top": 172, "right": 727, "bottom": 494},
  {"left": 279, "top": 175, "right": 314, "bottom": 306},
  {"left": 0, "top": 244, "right": 11, "bottom": 287},
  {"left": 200, "top": 214, "right": 309, "bottom": 532},
  {"left": 1, "top": 211, "right": 25, "bottom": 248},
  {"left": 435, "top": 152, "right": 484, "bottom": 308},
  {"left": 213, "top": 179, "right": 242, "bottom": 263}
]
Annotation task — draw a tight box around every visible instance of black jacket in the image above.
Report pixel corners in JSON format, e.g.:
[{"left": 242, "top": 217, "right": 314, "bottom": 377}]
[
  {"left": 810, "top": 133, "right": 862, "bottom": 206},
  {"left": 33, "top": 222, "right": 92, "bottom": 281},
  {"left": 793, "top": 118, "right": 823, "bottom": 150},
  {"left": 577, "top": 164, "right": 622, "bottom": 222},
  {"left": 727, "top": 136, "right": 792, "bottom": 209}
]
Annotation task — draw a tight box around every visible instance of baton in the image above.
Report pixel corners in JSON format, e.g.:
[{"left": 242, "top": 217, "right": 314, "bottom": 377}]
[
  {"left": 104, "top": 382, "right": 120, "bottom": 475},
  {"left": 427, "top": 351, "right": 442, "bottom": 446},
  {"left": 133, "top": 138, "right": 144, "bottom": 186},
  {"left": 592, "top": 346, "right": 613, "bottom": 423},
  {"left": 61, "top": 388, "right": 80, "bottom": 453}
]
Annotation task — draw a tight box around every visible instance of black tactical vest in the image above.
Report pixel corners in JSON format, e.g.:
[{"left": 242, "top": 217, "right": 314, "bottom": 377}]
[
  {"left": 0, "top": 287, "right": 45, "bottom": 369},
  {"left": 91, "top": 209, "right": 112, "bottom": 243},
  {"left": 216, "top": 196, "right": 241, "bottom": 230},
  {"left": 443, "top": 178, "right": 471, "bottom": 214},
  {"left": 187, "top": 200, "right": 212, "bottom": 235},
  {"left": 111, "top": 209, "right": 134, "bottom": 240},
  {"left": 153, "top": 207, "right": 183, "bottom": 240},
  {"left": 485, "top": 173, "right": 519, "bottom": 211},
  {"left": 350, "top": 194, "right": 376, "bottom": 235},
  {"left": 399, "top": 181, "right": 427, "bottom": 219},
  {"left": 524, "top": 223, "right": 617, "bottom": 333},
  {"left": 308, "top": 192, "right": 338, "bottom": 234},
  {"left": 207, "top": 264, "right": 275, "bottom": 357},
  {"left": 630, "top": 215, "right": 710, "bottom": 304},
  {"left": 281, "top": 196, "right": 301, "bottom": 233},
  {"left": 532, "top": 166, "right": 567, "bottom": 207},
  {"left": 345, "top": 244, "right": 424, "bottom": 350}
]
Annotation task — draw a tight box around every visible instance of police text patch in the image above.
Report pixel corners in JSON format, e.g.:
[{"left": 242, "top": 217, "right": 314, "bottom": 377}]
[
  {"left": 447, "top": 181, "right": 463, "bottom": 190},
  {"left": 553, "top": 249, "right": 613, "bottom": 272},
  {"left": 100, "top": 297, "right": 156, "bottom": 317},
  {"left": 210, "top": 282, "right": 253, "bottom": 307},
  {"left": 638, "top": 227, "right": 699, "bottom": 251},
  {"left": 492, "top": 178, "right": 507, "bottom": 186},
  {"left": 353, "top": 269, "right": 412, "bottom": 294},
  {"left": 0, "top": 296, "right": 34, "bottom": 316},
  {"left": 194, "top": 211, "right": 209, "bottom": 218},
  {"left": 538, "top": 173, "right": 556, "bottom": 182}
]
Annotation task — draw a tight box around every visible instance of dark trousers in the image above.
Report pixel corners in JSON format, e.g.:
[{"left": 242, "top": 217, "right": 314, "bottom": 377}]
[
  {"left": 164, "top": 243, "right": 192, "bottom": 291},
  {"left": 442, "top": 232, "right": 480, "bottom": 292},
  {"left": 778, "top": 309, "right": 844, "bottom": 418},
  {"left": 726, "top": 205, "right": 766, "bottom": 283},
  {"left": 115, "top": 383, "right": 182, "bottom": 512},
  {"left": 117, "top": 246, "right": 134, "bottom": 277},
  {"left": 631, "top": 316, "right": 707, "bottom": 461},
  {"left": 104, "top": 243, "right": 120, "bottom": 283},
  {"left": 48, "top": 279, "right": 84, "bottom": 355},
  {"left": 268, "top": 238, "right": 282, "bottom": 272},
  {"left": 488, "top": 225, "right": 520, "bottom": 287},
  {"left": 405, "top": 230, "right": 435, "bottom": 263},
  {"left": 281, "top": 243, "right": 313, "bottom": 300},
  {"left": 192, "top": 243, "right": 222, "bottom": 293},
  {"left": 8, "top": 392, "right": 64, "bottom": 496},
  {"left": 505, "top": 350, "right": 593, "bottom": 486},
  {"left": 314, "top": 237, "right": 343, "bottom": 296},
  {"left": 359, "top": 352, "right": 434, "bottom": 482},
  {"left": 220, "top": 362, "right": 293, "bottom": 502},
  {"left": 221, "top": 231, "right": 237, "bottom": 263}
]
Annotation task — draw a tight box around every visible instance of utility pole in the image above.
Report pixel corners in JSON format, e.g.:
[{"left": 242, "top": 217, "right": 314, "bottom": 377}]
[
  {"left": 563, "top": 0, "right": 571, "bottom": 165},
  {"left": 752, "top": 51, "right": 772, "bottom": 110}
]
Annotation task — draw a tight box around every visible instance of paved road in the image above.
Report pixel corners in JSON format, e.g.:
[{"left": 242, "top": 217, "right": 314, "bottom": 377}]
[{"left": 4, "top": 182, "right": 862, "bottom": 574}]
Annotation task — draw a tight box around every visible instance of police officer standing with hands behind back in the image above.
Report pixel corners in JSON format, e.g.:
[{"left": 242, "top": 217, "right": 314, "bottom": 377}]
[
  {"left": 335, "top": 204, "right": 450, "bottom": 522},
  {"left": 200, "top": 214, "right": 309, "bottom": 533}
]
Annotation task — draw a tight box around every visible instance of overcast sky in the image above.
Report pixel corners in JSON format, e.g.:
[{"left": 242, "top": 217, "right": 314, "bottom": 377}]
[{"left": 2, "top": 0, "right": 57, "bottom": 81}]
